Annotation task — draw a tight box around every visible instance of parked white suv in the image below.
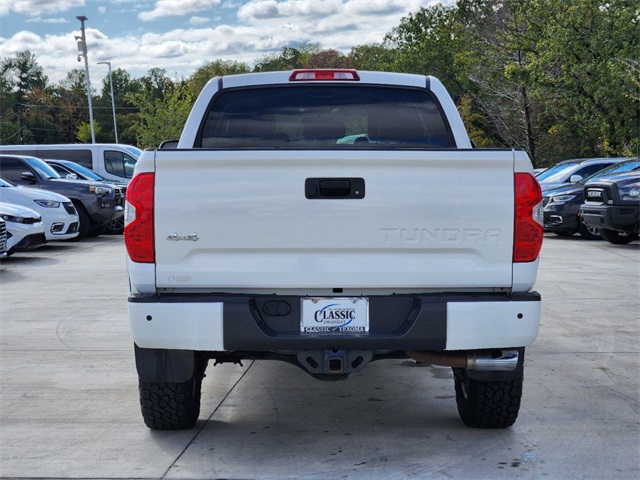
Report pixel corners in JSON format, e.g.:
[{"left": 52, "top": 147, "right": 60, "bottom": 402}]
[{"left": 0, "top": 178, "right": 79, "bottom": 241}]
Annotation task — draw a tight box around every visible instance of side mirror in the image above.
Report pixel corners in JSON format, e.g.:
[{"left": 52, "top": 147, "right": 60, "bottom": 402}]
[
  {"left": 66, "top": 173, "right": 78, "bottom": 180},
  {"left": 20, "top": 171, "right": 37, "bottom": 184},
  {"left": 570, "top": 174, "right": 583, "bottom": 183}
]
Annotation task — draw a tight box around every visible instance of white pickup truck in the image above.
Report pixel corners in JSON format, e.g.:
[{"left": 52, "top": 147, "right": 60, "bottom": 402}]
[{"left": 125, "top": 69, "right": 543, "bottom": 430}]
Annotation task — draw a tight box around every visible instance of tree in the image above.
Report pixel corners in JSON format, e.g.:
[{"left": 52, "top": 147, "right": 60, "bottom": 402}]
[
  {"left": 187, "top": 60, "right": 250, "bottom": 98},
  {"left": 54, "top": 69, "right": 96, "bottom": 143},
  {"left": 0, "top": 51, "right": 50, "bottom": 145},
  {"left": 0, "top": 51, "right": 49, "bottom": 104},
  {"left": 76, "top": 120, "right": 101, "bottom": 143},
  {"left": 455, "top": 0, "right": 542, "bottom": 159},
  {"left": 386, "top": 4, "right": 474, "bottom": 101},
  {"left": 519, "top": 0, "right": 639, "bottom": 158},
  {"left": 127, "top": 83, "right": 193, "bottom": 148},
  {"left": 134, "top": 68, "right": 176, "bottom": 102},
  {"left": 348, "top": 43, "right": 397, "bottom": 72}
]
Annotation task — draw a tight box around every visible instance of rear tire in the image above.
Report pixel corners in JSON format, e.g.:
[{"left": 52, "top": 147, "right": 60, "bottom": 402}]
[
  {"left": 139, "top": 376, "right": 203, "bottom": 430},
  {"left": 453, "top": 359, "right": 524, "bottom": 428},
  {"left": 599, "top": 229, "right": 637, "bottom": 245}
]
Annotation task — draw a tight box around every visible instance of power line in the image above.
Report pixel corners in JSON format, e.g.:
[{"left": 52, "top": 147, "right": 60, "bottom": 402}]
[
  {"left": 18, "top": 104, "right": 139, "bottom": 111},
  {"left": 0, "top": 128, "right": 21, "bottom": 142}
]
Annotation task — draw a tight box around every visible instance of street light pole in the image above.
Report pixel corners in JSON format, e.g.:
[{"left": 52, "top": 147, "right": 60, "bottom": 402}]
[
  {"left": 97, "top": 61, "right": 119, "bottom": 143},
  {"left": 75, "top": 15, "right": 95, "bottom": 144}
]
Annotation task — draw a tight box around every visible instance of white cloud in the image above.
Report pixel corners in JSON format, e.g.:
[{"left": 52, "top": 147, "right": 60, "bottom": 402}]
[
  {"left": 25, "top": 17, "right": 70, "bottom": 24},
  {"left": 138, "top": 0, "right": 221, "bottom": 21},
  {"left": 188, "top": 16, "right": 211, "bottom": 25},
  {"left": 238, "top": 0, "right": 338, "bottom": 21},
  {"left": 0, "top": 0, "right": 85, "bottom": 17}
]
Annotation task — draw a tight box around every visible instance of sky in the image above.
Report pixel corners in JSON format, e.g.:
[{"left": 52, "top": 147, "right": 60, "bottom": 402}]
[{"left": 0, "top": 0, "right": 449, "bottom": 88}]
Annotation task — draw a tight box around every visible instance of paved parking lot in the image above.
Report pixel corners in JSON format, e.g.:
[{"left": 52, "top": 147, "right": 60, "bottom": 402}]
[{"left": 1, "top": 234, "right": 638, "bottom": 479}]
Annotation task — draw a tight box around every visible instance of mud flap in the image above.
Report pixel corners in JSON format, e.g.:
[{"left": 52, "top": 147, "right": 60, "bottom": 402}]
[{"left": 134, "top": 344, "right": 195, "bottom": 383}]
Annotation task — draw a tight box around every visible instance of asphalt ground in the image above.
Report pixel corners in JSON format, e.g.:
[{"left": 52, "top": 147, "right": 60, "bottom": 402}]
[{"left": 0, "top": 233, "right": 638, "bottom": 479}]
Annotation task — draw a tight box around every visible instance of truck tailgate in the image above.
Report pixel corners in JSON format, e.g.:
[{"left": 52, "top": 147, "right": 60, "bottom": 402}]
[{"left": 153, "top": 149, "right": 516, "bottom": 290}]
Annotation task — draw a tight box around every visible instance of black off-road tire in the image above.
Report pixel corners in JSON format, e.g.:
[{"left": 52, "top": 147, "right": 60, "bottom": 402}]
[
  {"left": 453, "top": 360, "right": 524, "bottom": 429},
  {"left": 139, "top": 376, "right": 203, "bottom": 430},
  {"left": 599, "top": 228, "right": 637, "bottom": 245}
]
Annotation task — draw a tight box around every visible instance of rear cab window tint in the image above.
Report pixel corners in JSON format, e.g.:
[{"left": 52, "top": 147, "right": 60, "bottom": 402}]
[{"left": 197, "top": 85, "right": 454, "bottom": 149}]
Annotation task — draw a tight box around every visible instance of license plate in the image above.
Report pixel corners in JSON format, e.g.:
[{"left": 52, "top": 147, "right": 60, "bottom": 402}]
[
  {"left": 587, "top": 189, "right": 603, "bottom": 200},
  {"left": 301, "top": 297, "right": 369, "bottom": 334}
]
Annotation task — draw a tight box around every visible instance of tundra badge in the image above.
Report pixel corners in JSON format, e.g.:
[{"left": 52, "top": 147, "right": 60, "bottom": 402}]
[{"left": 167, "top": 232, "right": 199, "bottom": 242}]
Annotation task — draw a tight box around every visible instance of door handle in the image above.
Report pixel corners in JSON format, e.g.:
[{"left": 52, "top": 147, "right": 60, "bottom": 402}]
[{"left": 305, "top": 178, "right": 365, "bottom": 199}]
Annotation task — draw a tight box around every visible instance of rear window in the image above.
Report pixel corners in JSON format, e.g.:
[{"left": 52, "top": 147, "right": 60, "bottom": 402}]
[{"left": 197, "top": 85, "right": 454, "bottom": 149}]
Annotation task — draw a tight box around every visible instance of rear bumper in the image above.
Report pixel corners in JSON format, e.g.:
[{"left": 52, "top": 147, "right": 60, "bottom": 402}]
[{"left": 128, "top": 292, "right": 541, "bottom": 353}]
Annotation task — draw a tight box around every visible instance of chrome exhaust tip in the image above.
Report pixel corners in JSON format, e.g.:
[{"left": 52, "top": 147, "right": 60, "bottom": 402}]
[
  {"left": 406, "top": 349, "right": 519, "bottom": 372},
  {"left": 469, "top": 350, "right": 519, "bottom": 371}
]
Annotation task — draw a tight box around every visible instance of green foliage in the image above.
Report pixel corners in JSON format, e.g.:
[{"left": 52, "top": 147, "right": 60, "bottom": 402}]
[
  {"left": 254, "top": 44, "right": 320, "bottom": 71},
  {"left": 254, "top": 44, "right": 351, "bottom": 72},
  {"left": 127, "top": 82, "right": 193, "bottom": 148},
  {"left": 187, "top": 60, "right": 250, "bottom": 98},
  {"left": 389, "top": 0, "right": 639, "bottom": 164},
  {"left": 0, "top": 50, "right": 49, "bottom": 103},
  {"left": 76, "top": 121, "right": 101, "bottom": 143},
  {"left": 348, "top": 44, "right": 397, "bottom": 72},
  {"left": 518, "top": 0, "right": 639, "bottom": 158},
  {"left": 457, "top": 94, "right": 496, "bottom": 148},
  {"left": 386, "top": 4, "right": 474, "bottom": 100}
]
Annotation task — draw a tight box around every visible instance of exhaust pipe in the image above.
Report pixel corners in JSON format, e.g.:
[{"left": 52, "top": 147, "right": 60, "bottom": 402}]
[{"left": 406, "top": 350, "right": 519, "bottom": 372}]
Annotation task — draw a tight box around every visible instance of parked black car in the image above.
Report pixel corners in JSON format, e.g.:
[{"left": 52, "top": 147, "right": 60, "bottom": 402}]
[
  {"left": 580, "top": 172, "right": 640, "bottom": 244},
  {"left": 0, "top": 155, "right": 124, "bottom": 240},
  {"left": 542, "top": 159, "right": 639, "bottom": 239},
  {"left": 46, "top": 159, "right": 128, "bottom": 234}
]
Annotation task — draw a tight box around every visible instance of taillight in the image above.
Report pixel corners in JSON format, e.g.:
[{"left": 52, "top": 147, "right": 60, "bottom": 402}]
[
  {"left": 289, "top": 69, "right": 360, "bottom": 81},
  {"left": 514, "top": 173, "right": 543, "bottom": 263},
  {"left": 124, "top": 173, "right": 154, "bottom": 263}
]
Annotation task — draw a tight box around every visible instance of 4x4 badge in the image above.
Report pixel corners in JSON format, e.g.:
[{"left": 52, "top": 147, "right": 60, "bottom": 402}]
[{"left": 167, "top": 232, "right": 199, "bottom": 242}]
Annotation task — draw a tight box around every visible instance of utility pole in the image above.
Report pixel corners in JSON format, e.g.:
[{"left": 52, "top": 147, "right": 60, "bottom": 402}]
[
  {"left": 15, "top": 103, "right": 26, "bottom": 144},
  {"left": 98, "top": 61, "right": 119, "bottom": 143},
  {"left": 75, "top": 15, "right": 95, "bottom": 143}
]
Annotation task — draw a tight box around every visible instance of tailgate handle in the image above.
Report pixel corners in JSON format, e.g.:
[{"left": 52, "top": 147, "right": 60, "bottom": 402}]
[{"left": 306, "top": 178, "right": 365, "bottom": 199}]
